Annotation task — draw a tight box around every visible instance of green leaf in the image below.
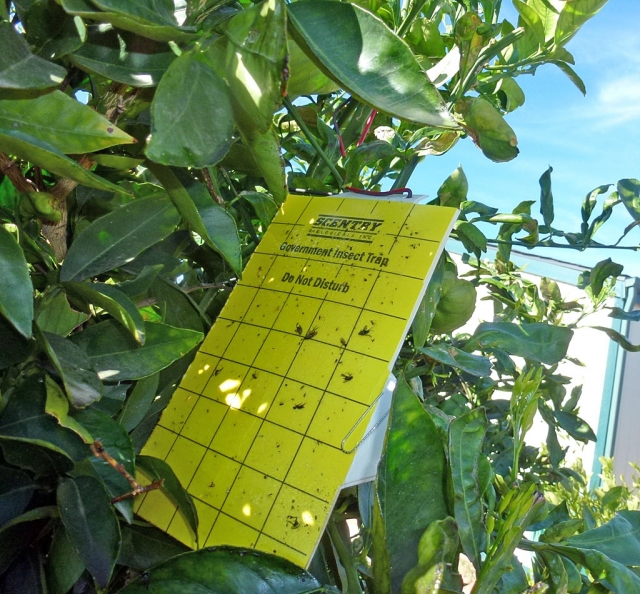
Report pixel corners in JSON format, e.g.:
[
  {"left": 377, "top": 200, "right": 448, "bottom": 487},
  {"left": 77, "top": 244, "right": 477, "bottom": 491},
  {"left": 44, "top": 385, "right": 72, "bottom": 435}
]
[
  {"left": 147, "top": 164, "right": 242, "bottom": 273},
  {"left": 0, "top": 225, "right": 34, "bottom": 338},
  {"left": 41, "top": 332, "right": 103, "bottom": 408},
  {"left": 553, "top": 410, "right": 596, "bottom": 443},
  {"left": 239, "top": 126, "right": 287, "bottom": 205},
  {"left": 57, "top": 475, "right": 121, "bottom": 588},
  {"left": 411, "top": 257, "right": 444, "bottom": 348},
  {"left": 12, "top": 0, "right": 84, "bottom": 61},
  {"left": 118, "top": 373, "right": 160, "bottom": 432},
  {"left": 136, "top": 455, "right": 199, "bottom": 542},
  {"left": 551, "top": 60, "right": 587, "bottom": 95},
  {"left": 146, "top": 52, "right": 234, "bottom": 168},
  {"left": 61, "top": 0, "right": 196, "bottom": 43},
  {"left": 225, "top": 0, "right": 287, "bottom": 133},
  {"left": 564, "top": 511, "right": 640, "bottom": 566},
  {"left": 589, "top": 258, "right": 623, "bottom": 298},
  {"left": 466, "top": 321, "right": 573, "bottom": 365},
  {"left": 73, "top": 407, "right": 136, "bottom": 523},
  {"left": 495, "top": 77, "right": 525, "bottom": 113},
  {"left": 241, "top": 191, "right": 278, "bottom": 226},
  {"left": 0, "top": 21, "right": 67, "bottom": 90},
  {"left": 70, "top": 320, "right": 202, "bottom": 381},
  {"left": 0, "top": 507, "right": 58, "bottom": 577},
  {"left": 539, "top": 165, "right": 554, "bottom": 229},
  {"left": 617, "top": 178, "right": 640, "bottom": 221},
  {"left": 149, "top": 278, "right": 204, "bottom": 333},
  {"left": 1, "top": 440, "right": 74, "bottom": 478},
  {"left": 374, "top": 377, "right": 448, "bottom": 592},
  {"left": 345, "top": 141, "right": 400, "bottom": 185},
  {"left": 438, "top": 165, "right": 468, "bottom": 208},
  {"left": 46, "top": 526, "right": 85, "bottom": 594},
  {"left": 0, "top": 375, "right": 87, "bottom": 461},
  {"left": 457, "top": 97, "right": 519, "bottom": 162},
  {"left": 418, "top": 344, "right": 491, "bottom": 377},
  {"left": 118, "top": 523, "right": 189, "bottom": 570},
  {"left": 0, "top": 91, "right": 134, "bottom": 154},
  {"left": 0, "top": 316, "right": 32, "bottom": 371},
  {"left": 69, "top": 29, "right": 176, "bottom": 87},
  {"left": 0, "top": 466, "right": 36, "bottom": 527},
  {"left": 65, "top": 281, "right": 146, "bottom": 343},
  {"left": 608, "top": 307, "right": 640, "bottom": 322},
  {"left": 448, "top": 408, "right": 487, "bottom": 568},
  {"left": 120, "top": 546, "right": 321, "bottom": 593},
  {"left": 60, "top": 194, "right": 181, "bottom": 282},
  {"left": 36, "top": 287, "right": 90, "bottom": 336},
  {"left": 0, "top": 129, "right": 124, "bottom": 193},
  {"left": 555, "top": 0, "right": 608, "bottom": 45},
  {"left": 287, "top": 36, "right": 340, "bottom": 97},
  {"left": 456, "top": 221, "right": 487, "bottom": 255},
  {"left": 44, "top": 373, "right": 94, "bottom": 442},
  {"left": 288, "top": 1, "right": 456, "bottom": 129}
]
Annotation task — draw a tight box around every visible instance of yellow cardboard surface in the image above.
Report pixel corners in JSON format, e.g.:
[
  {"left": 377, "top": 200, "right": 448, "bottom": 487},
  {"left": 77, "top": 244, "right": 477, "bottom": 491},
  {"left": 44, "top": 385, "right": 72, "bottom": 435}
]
[{"left": 136, "top": 194, "right": 457, "bottom": 566}]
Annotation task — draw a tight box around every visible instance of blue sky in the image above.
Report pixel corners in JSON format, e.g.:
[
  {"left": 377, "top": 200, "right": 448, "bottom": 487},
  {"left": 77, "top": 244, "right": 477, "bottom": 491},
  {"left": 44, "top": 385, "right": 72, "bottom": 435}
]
[{"left": 414, "top": 0, "right": 640, "bottom": 276}]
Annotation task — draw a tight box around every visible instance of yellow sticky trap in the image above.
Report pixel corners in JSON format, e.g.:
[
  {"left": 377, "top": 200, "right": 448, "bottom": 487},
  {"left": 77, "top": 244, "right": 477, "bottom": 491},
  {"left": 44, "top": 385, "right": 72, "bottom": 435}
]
[{"left": 137, "top": 193, "right": 457, "bottom": 566}]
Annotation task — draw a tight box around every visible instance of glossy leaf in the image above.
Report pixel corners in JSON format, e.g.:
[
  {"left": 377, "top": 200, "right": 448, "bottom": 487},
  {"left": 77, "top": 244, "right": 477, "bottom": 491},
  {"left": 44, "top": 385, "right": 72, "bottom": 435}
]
[
  {"left": 0, "top": 467, "right": 36, "bottom": 527},
  {"left": 69, "top": 29, "right": 175, "bottom": 87},
  {"left": 46, "top": 526, "right": 85, "bottom": 594},
  {"left": 288, "top": 1, "right": 456, "bottom": 129},
  {"left": 136, "top": 455, "right": 198, "bottom": 541},
  {"left": 60, "top": 194, "right": 181, "bottom": 282},
  {"left": 617, "top": 178, "right": 640, "bottom": 221},
  {"left": 36, "top": 288, "right": 89, "bottom": 336},
  {"left": 287, "top": 36, "right": 340, "bottom": 97},
  {"left": 118, "top": 523, "right": 189, "bottom": 570},
  {"left": 148, "top": 165, "right": 242, "bottom": 273},
  {"left": 553, "top": 410, "right": 597, "bottom": 443},
  {"left": 0, "top": 21, "right": 67, "bottom": 90},
  {"left": 12, "top": 0, "right": 84, "bottom": 61},
  {"left": 61, "top": 0, "right": 196, "bottom": 42},
  {"left": 418, "top": 344, "right": 492, "bottom": 377},
  {"left": 42, "top": 331, "right": 103, "bottom": 408},
  {"left": 225, "top": 0, "right": 287, "bottom": 132},
  {"left": 539, "top": 165, "right": 554, "bottom": 229},
  {"left": 551, "top": 59, "right": 587, "bottom": 95},
  {"left": 345, "top": 141, "right": 400, "bottom": 185},
  {"left": 555, "top": 0, "right": 609, "bottom": 44},
  {"left": 0, "top": 129, "right": 124, "bottom": 193},
  {"left": 412, "top": 257, "right": 444, "bottom": 348},
  {"left": 448, "top": 408, "right": 487, "bottom": 568},
  {"left": 70, "top": 320, "right": 202, "bottom": 381},
  {"left": 118, "top": 373, "right": 160, "bottom": 432},
  {"left": 73, "top": 407, "right": 136, "bottom": 522},
  {"left": 241, "top": 191, "right": 278, "bottom": 225},
  {"left": 0, "top": 316, "right": 32, "bottom": 371},
  {"left": 1, "top": 440, "right": 74, "bottom": 478},
  {"left": 239, "top": 126, "right": 287, "bottom": 205},
  {"left": 438, "top": 165, "right": 468, "bottom": 208},
  {"left": 0, "top": 225, "right": 34, "bottom": 338},
  {"left": 466, "top": 321, "right": 573, "bottom": 365},
  {"left": 120, "top": 546, "right": 321, "bottom": 593},
  {"left": 146, "top": 53, "right": 234, "bottom": 167},
  {"left": 0, "top": 375, "right": 87, "bottom": 461},
  {"left": 57, "top": 475, "right": 121, "bottom": 588},
  {"left": 564, "top": 511, "right": 640, "bottom": 566},
  {"left": 65, "top": 281, "right": 146, "bottom": 343},
  {"left": 149, "top": 279, "right": 203, "bottom": 333},
  {"left": 589, "top": 258, "right": 624, "bottom": 298},
  {"left": 44, "top": 373, "right": 94, "bottom": 442},
  {"left": 374, "top": 377, "right": 448, "bottom": 592},
  {"left": 0, "top": 91, "right": 134, "bottom": 154}
]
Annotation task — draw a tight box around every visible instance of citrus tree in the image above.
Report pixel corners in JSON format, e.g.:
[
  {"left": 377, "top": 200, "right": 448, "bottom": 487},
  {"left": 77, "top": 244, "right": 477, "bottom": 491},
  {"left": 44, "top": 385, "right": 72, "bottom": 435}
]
[{"left": 3, "top": 0, "right": 640, "bottom": 592}]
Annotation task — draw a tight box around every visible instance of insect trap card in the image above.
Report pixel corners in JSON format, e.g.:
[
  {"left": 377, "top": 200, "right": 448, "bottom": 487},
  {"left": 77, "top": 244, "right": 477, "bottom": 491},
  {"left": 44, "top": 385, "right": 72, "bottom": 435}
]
[{"left": 135, "top": 192, "right": 458, "bottom": 567}]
